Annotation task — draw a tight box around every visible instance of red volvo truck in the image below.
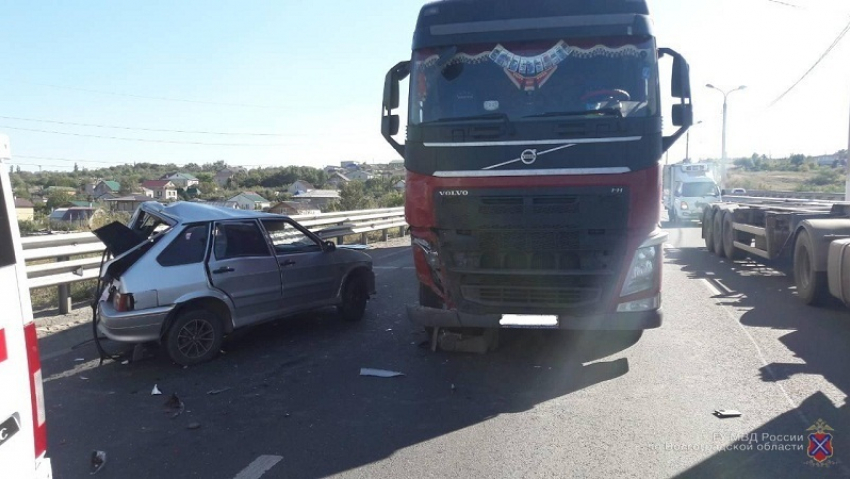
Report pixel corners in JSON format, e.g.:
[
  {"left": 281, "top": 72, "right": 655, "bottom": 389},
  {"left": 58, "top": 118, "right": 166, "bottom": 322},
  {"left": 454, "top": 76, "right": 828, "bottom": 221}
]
[{"left": 382, "top": 0, "right": 692, "bottom": 332}]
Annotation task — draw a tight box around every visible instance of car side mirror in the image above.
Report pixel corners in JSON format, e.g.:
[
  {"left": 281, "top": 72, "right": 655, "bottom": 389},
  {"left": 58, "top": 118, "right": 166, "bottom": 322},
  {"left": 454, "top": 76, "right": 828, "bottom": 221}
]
[{"left": 323, "top": 241, "right": 336, "bottom": 252}]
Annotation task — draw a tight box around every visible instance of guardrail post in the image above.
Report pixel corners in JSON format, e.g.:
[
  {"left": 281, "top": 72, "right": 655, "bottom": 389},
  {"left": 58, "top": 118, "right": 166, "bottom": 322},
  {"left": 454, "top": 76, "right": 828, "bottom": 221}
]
[
  {"left": 399, "top": 226, "right": 406, "bottom": 237},
  {"left": 57, "top": 255, "right": 71, "bottom": 314},
  {"left": 360, "top": 232, "right": 369, "bottom": 245},
  {"left": 381, "top": 229, "right": 389, "bottom": 242}
]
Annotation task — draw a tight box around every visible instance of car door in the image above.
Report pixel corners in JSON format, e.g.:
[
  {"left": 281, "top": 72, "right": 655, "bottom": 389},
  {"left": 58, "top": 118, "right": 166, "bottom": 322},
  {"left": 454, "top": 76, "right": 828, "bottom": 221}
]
[
  {"left": 207, "top": 220, "right": 281, "bottom": 327},
  {"left": 260, "top": 218, "right": 339, "bottom": 313}
]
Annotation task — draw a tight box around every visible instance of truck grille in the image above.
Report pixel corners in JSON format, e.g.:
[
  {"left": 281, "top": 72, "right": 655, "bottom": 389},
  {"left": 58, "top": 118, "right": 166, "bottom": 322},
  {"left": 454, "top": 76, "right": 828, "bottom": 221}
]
[{"left": 434, "top": 187, "right": 630, "bottom": 313}]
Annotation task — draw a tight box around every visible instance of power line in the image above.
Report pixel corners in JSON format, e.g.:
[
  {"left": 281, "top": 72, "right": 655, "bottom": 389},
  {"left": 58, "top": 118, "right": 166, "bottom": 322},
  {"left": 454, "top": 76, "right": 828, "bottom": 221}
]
[
  {"left": 18, "top": 81, "right": 289, "bottom": 109},
  {"left": 766, "top": 0, "right": 802, "bottom": 8},
  {"left": 0, "top": 125, "right": 292, "bottom": 147},
  {"left": 15, "top": 154, "right": 124, "bottom": 165},
  {"left": 768, "top": 18, "right": 850, "bottom": 107},
  {"left": 0, "top": 115, "right": 286, "bottom": 137}
]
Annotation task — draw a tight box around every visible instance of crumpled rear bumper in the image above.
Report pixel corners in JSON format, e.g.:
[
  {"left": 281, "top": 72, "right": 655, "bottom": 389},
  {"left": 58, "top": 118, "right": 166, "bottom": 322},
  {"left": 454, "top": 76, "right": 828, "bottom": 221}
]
[{"left": 407, "top": 304, "right": 661, "bottom": 330}]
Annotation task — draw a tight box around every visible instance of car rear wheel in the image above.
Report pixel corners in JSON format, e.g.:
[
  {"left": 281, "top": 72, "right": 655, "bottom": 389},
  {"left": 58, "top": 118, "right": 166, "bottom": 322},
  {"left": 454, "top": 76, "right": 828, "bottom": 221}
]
[
  {"left": 165, "top": 309, "right": 224, "bottom": 366},
  {"left": 339, "top": 277, "right": 368, "bottom": 322}
]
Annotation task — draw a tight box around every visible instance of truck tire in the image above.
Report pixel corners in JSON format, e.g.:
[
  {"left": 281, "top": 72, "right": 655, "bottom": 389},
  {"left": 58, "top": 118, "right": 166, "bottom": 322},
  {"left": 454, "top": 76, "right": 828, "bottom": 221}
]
[
  {"left": 668, "top": 208, "right": 678, "bottom": 224},
  {"left": 712, "top": 211, "right": 726, "bottom": 257},
  {"left": 703, "top": 210, "right": 715, "bottom": 253},
  {"left": 794, "top": 230, "right": 830, "bottom": 306},
  {"left": 722, "top": 212, "right": 745, "bottom": 260}
]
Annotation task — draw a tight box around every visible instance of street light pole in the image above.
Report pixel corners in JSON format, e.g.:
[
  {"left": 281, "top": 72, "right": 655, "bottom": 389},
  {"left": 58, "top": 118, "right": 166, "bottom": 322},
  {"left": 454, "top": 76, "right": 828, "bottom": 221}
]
[
  {"left": 706, "top": 84, "right": 746, "bottom": 191},
  {"left": 685, "top": 120, "right": 703, "bottom": 162}
]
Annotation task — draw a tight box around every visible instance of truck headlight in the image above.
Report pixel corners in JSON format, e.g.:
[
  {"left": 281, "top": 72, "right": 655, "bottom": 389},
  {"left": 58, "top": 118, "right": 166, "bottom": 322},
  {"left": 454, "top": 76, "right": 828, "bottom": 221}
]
[
  {"left": 620, "top": 230, "right": 667, "bottom": 297},
  {"left": 679, "top": 202, "right": 689, "bottom": 210},
  {"left": 412, "top": 237, "right": 440, "bottom": 270},
  {"left": 617, "top": 295, "right": 660, "bottom": 312}
]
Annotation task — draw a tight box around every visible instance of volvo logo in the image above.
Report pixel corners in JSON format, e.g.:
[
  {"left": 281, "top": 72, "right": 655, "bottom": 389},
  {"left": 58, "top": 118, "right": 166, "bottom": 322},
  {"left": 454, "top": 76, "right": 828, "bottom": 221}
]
[
  {"left": 520, "top": 149, "right": 538, "bottom": 165},
  {"left": 439, "top": 190, "right": 469, "bottom": 196}
]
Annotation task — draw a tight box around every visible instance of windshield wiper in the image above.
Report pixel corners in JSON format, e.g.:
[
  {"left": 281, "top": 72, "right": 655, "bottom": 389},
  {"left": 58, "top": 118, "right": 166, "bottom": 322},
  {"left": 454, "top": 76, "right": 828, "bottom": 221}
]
[
  {"left": 523, "top": 108, "right": 623, "bottom": 119},
  {"left": 425, "top": 113, "right": 511, "bottom": 124}
]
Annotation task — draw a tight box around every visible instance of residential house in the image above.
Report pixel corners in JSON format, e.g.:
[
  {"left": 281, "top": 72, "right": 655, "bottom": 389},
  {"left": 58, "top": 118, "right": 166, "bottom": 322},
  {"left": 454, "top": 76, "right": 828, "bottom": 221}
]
[
  {"left": 228, "top": 192, "right": 271, "bottom": 210},
  {"left": 69, "top": 200, "right": 95, "bottom": 208},
  {"left": 93, "top": 180, "right": 121, "bottom": 198},
  {"left": 103, "top": 195, "right": 153, "bottom": 213},
  {"left": 340, "top": 161, "right": 359, "bottom": 169},
  {"left": 48, "top": 207, "right": 95, "bottom": 228},
  {"left": 815, "top": 155, "right": 838, "bottom": 167},
  {"left": 139, "top": 187, "right": 154, "bottom": 198},
  {"left": 292, "top": 189, "right": 340, "bottom": 209},
  {"left": 326, "top": 172, "right": 350, "bottom": 189},
  {"left": 185, "top": 185, "right": 203, "bottom": 198},
  {"left": 214, "top": 167, "right": 246, "bottom": 187},
  {"left": 346, "top": 169, "right": 374, "bottom": 181},
  {"left": 268, "top": 201, "right": 322, "bottom": 216},
  {"left": 14, "top": 198, "right": 34, "bottom": 221},
  {"left": 44, "top": 186, "right": 77, "bottom": 195},
  {"left": 161, "top": 173, "right": 200, "bottom": 188},
  {"left": 286, "top": 180, "right": 315, "bottom": 195},
  {"left": 142, "top": 180, "right": 178, "bottom": 201}
]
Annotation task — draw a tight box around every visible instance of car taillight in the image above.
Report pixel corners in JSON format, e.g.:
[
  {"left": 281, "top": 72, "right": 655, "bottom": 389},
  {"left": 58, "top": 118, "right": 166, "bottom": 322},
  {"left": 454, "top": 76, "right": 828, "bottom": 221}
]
[
  {"left": 24, "top": 322, "right": 47, "bottom": 458},
  {"left": 113, "top": 292, "right": 134, "bottom": 312}
]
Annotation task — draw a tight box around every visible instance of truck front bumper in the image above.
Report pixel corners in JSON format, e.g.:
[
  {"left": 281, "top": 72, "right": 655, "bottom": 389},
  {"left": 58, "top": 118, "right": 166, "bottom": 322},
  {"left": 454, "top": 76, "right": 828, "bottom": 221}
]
[{"left": 407, "top": 305, "right": 662, "bottom": 331}]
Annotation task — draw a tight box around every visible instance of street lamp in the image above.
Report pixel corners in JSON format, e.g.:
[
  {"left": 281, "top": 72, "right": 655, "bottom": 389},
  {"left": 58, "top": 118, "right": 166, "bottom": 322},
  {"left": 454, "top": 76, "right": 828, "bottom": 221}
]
[
  {"left": 706, "top": 84, "right": 747, "bottom": 190},
  {"left": 685, "top": 120, "right": 703, "bottom": 162}
]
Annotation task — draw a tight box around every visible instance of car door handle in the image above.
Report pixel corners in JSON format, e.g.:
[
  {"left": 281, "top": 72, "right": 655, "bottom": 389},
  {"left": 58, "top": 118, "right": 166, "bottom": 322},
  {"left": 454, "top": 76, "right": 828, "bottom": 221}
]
[
  {"left": 212, "top": 266, "right": 235, "bottom": 274},
  {"left": 281, "top": 260, "right": 296, "bottom": 267}
]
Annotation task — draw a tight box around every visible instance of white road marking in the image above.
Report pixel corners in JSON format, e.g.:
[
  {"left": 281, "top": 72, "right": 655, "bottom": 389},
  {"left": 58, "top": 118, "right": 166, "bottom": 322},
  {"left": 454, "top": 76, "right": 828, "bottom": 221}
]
[
  {"left": 233, "top": 455, "right": 283, "bottom": 479},
  {"left": 700, "top": 278, "right": 723, "bottom": 297}
]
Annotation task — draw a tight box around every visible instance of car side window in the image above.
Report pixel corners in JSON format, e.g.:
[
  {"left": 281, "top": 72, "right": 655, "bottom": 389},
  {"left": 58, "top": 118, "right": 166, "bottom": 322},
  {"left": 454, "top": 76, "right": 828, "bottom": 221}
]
[
  {"left": 261, "top": 219, "right": 321, "bottom": 254},
  {"left": 157, "top": 224, "right": 209, "bottom": 267},
  {"left": 213, "top": 221, "right": 271, "bottom": 259},
  {"left": 0, "top": 184, "right": 16, "bottom": 267}
]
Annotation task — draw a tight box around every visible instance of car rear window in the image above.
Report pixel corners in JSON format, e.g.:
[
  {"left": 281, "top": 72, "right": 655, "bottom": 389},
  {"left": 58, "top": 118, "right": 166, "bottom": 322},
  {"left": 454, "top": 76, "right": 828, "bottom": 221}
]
[{"left": 157, "top": 224, "right": 209, "bottom": 266}]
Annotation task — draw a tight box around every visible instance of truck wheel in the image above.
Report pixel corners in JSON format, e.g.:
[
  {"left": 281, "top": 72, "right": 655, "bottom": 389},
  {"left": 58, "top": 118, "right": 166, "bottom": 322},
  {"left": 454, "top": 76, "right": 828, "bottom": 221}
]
[
  {"left": 712, "top": 211, "right": 726, "bottom": 257},
  {"left": 794, "top": 230, "right": 830, "bottom": 306},
  {"left": 668, "top": 208, "right": 678, "bottom": 224},
  {"left": 722, "top": 212, "right": 745, "bottom": 260},
  {"left": 165, "top": 309, "right": 224, "bottom": 366},
  {"left": 703, "top": 210, "right": 715, "bottom": 253},
  {"left": 339, "top": 277, "right": 369, "bottom": 322}
]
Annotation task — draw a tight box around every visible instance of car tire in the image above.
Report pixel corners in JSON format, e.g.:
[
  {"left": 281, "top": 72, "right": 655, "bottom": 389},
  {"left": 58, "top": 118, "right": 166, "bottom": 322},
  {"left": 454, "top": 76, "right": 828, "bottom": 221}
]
[
  {"left": 794, "top": 230, "right": 830, "bottom": 306},
  {"left": 165, "top": 309, "right": 224, "bottom": 366},
  {"left": 339, "top": 277, "right": 368, "bottom": 322}
]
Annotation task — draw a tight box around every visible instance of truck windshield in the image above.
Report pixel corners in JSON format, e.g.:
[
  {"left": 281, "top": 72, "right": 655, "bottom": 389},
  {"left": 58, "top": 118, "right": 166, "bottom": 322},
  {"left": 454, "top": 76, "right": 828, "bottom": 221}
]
[
  {"left": 410, "top": 37, "right": 658, "bottom": 125},
  {"left": 682, "top": 182, "right": 720, "bottom": 197}
]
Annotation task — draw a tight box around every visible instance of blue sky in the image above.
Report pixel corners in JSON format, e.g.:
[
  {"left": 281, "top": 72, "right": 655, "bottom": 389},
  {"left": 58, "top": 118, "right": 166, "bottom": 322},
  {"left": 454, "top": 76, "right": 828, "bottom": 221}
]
[{"left": 1, "top": 0, "right": 849, "bottom": 172}]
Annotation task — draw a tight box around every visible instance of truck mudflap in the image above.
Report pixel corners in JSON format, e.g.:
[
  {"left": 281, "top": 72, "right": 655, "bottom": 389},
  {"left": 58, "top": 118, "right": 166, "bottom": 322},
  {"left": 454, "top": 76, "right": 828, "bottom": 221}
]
[{"left": 407, "top": 305, "right": 662, "bottom": 331}]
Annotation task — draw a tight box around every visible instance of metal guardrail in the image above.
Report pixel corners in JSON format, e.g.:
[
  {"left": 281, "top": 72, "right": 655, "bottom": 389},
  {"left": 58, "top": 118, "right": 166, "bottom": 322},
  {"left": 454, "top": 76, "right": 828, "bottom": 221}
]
[
  {"left": 23, "top": 206, "right": 407, "bottom": 313},
  {"left": 729, "top": 190, "right": 846, "bottom": 201}
]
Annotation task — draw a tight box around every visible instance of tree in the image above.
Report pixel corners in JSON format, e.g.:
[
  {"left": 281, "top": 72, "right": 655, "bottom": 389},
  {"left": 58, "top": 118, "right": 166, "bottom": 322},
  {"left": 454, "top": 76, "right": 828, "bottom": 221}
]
[
  {"left": 73, "top": 162, "right": 79, "bottom": 173},
  {"left": 790, "top": 154, "right": 805, "bottom": 168},
  {"left": 333, "top": 181, "right": 375, "bottom": 211},
  {"left": 47, "top": 191, "right": 74, "bottom": 210}
]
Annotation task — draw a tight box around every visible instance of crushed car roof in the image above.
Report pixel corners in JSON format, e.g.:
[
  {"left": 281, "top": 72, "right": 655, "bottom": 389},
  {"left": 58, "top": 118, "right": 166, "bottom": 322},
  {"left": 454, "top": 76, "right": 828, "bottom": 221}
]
[{"left": 142, "top": 201, "right": 287, "bottom": 223}]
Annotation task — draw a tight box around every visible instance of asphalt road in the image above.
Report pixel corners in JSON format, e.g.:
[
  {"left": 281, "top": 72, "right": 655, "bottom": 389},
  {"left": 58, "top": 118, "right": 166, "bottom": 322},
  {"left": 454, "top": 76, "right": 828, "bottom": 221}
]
[{"left": 37, "top": 222, "right": 850, "bottom": 478}]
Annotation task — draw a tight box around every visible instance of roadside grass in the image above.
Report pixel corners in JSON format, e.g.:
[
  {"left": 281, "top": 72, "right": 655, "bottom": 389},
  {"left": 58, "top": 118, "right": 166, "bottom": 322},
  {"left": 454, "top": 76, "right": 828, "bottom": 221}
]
[{"left": 727, "top": 168, "right": 844, "bottom": 193}]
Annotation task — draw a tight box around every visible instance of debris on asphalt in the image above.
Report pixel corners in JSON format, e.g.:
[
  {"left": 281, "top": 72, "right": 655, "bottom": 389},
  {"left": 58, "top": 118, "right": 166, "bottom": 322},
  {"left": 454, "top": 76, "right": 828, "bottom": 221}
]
[
  {"left": 360, "top": 368, "right": 405, "bottom": 378},
  {"left": 386, "top": 328, "right": 393, "bottom": 332},
  {"left": 151, "top": 384, "right": 162, "bottom": 396},
  {"left": 164, "top": 393, "right": 185, "bottom": 418},
  {"left": 206, "top": 387, "right": 232, "bottom": 395},
  {"left": 74, "top": 358, "right": 85, "bottom": 362},
  {"left": 186, "top": 422, "right": 201, "bottom": 430},
  {"left": 438, "top": 329, "right": 499, "bottom": 354},
  {"left": 121, "top": 360, "right": 130, "bottom": 365},
  {"left": 90, "top": 450, "right": 107, "bottom": 475},
  {"left": 713, "top": 409, "right": 742, "bottom": 418},
  {"left": 451, "top": 383, "right": 456, "bottom": 392}
]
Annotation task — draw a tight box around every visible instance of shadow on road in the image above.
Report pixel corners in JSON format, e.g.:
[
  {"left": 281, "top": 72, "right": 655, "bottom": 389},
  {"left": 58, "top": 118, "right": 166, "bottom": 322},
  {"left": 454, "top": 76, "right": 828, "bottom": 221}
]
[
  {"left": 40, "top": 243, "right": 644, "bottom": 478},
  {"left": 665, "top": 246, "right": 850, "bottom": 477}
]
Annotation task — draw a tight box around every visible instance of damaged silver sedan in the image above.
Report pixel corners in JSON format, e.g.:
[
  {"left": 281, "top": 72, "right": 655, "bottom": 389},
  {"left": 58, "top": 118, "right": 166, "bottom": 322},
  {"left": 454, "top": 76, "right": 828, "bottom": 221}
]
[{"left": 93, "top": 201, "right": 375, "bottom": 365}]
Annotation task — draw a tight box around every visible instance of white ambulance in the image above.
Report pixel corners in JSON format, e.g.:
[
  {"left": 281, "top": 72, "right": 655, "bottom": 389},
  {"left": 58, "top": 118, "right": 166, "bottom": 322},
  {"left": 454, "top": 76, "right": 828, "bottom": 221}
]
[{"left": 0, "top": 135, "right": 52, "bottom": 478}]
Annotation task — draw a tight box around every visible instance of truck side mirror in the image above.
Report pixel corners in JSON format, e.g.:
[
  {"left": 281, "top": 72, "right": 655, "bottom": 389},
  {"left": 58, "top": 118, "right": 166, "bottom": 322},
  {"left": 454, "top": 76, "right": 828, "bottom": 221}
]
[
  {"left": 382, "top": 115, "right": 400, "bottom": 137},
  {"left": 672, "top": 104, "right": 693, "bottom": 127},
  {"left": 671, "top": 55, "right": 691, "bottom": 99}
]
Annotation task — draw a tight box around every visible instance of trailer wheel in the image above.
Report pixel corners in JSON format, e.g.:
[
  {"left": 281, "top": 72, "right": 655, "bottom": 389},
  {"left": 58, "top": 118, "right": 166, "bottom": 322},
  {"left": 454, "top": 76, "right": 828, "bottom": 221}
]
[
  {"left": 712, "top": 211, "right": 726, "bottom": 257},
  {"left": 703, "top": 210, "right": 715, "bottom": 253},
  {"left": 794, "top": 230, "right": 830, "bottom": 306},
  {"left": 722, "top": 212, "right": 745, "bottom": 260}
]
